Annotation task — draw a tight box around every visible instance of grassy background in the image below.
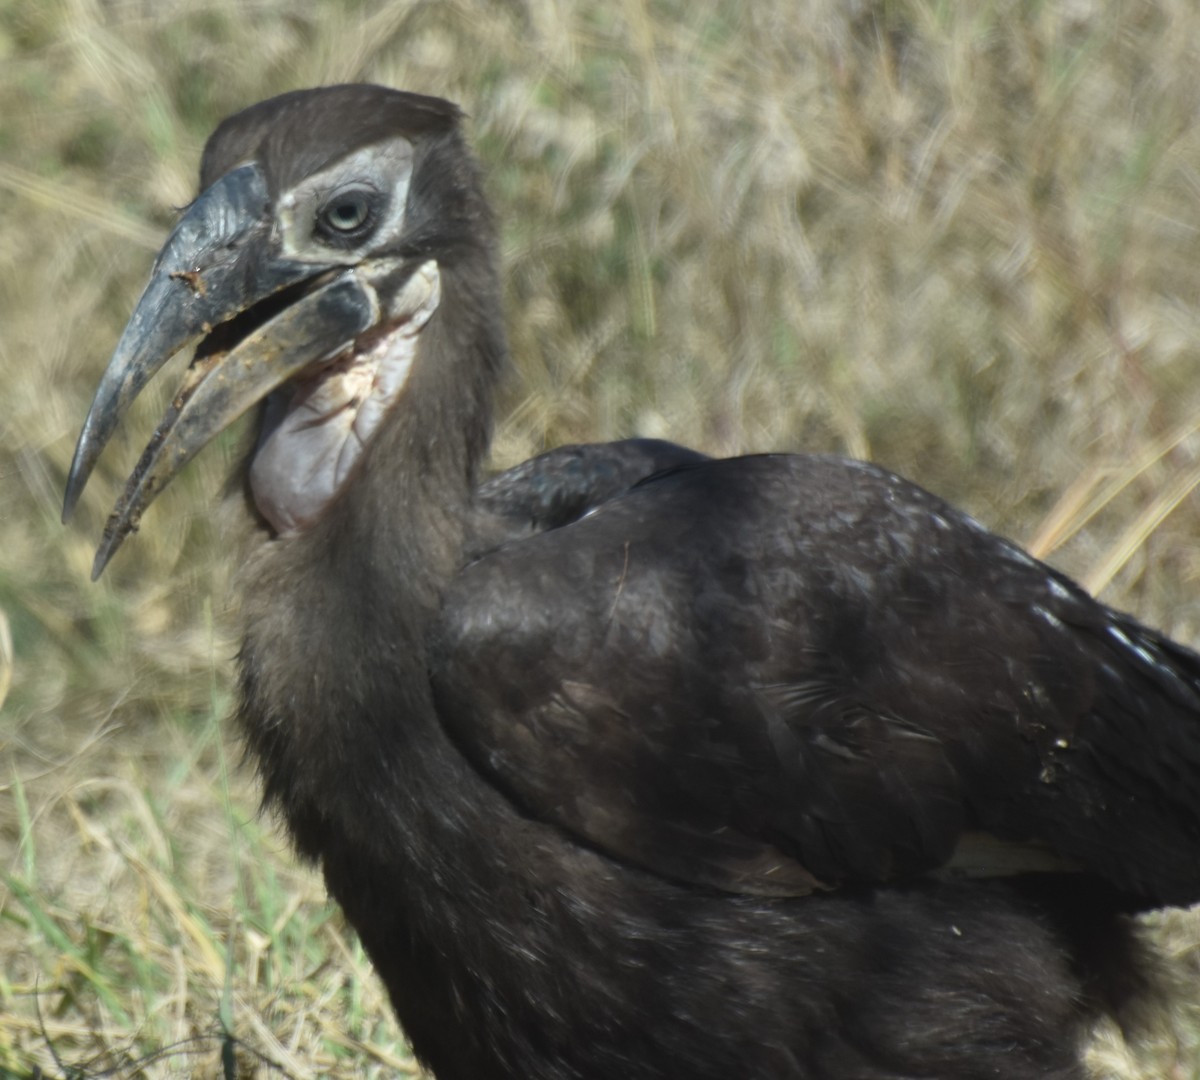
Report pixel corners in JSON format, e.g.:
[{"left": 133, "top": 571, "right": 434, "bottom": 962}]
[{"left": 3, "top": 0, "right": 1200, "bottom": 1076}]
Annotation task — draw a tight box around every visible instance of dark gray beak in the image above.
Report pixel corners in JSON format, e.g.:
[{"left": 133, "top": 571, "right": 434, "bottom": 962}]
[{"left": 63, "top": 163, "right": 378, "bottom": 578}]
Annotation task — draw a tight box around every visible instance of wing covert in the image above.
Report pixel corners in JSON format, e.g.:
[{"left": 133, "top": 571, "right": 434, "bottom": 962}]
[{"left": 432, "top": 454, "right": 1200, "bottom": 902}]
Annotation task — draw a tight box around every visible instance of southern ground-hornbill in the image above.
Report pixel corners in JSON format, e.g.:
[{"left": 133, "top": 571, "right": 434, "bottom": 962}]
[{"left": 64, "top": 85, "right": 1200, "bottom": 1080}]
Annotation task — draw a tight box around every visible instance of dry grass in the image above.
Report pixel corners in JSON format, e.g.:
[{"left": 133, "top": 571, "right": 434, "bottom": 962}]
[{"left": 3, "top": 0, "right": 1200, "bottom": 1076}]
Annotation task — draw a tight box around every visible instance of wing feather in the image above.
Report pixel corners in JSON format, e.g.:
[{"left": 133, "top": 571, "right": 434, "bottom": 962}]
[{"left": 432, "top": 453, "right": 1200, "bottom": 902}]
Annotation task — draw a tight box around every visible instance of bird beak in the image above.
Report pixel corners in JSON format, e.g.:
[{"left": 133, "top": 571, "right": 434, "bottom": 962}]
[{"left": 63, "top": 162, "right": 379, "bottom": 579}]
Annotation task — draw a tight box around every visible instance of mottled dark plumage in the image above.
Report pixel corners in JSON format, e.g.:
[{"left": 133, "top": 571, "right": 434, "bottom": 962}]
[{"left": 67, "top": 85, "right": 1200, "bottom": 1080}]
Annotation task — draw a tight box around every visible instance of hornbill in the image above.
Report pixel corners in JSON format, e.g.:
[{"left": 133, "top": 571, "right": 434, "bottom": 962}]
[{"left": 64, "top": 85, "right": 1200, "bottom": 1080}]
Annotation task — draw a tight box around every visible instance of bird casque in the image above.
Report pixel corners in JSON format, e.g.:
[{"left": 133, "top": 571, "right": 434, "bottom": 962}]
[{"left": 65, "top": 85, "right": 1200, "bottom": 1080}]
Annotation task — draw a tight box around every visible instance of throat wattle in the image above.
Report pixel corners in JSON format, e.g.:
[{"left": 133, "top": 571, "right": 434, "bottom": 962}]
[
  {"left": 250, "top": 331, "right": 413, "bottom": 533},
  {"left": 250, "top": 268, "right": 439, "bottom": 534}
]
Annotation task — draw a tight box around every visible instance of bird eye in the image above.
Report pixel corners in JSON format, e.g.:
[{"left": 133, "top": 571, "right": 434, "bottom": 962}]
[{"left": 317, "top": 188, "right": 377, "bottom": 239}]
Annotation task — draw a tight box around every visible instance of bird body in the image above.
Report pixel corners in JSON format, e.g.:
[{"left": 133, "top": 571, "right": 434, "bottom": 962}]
[{"left": 65, "top": 85, "right": 1200, "bottom": 1079}]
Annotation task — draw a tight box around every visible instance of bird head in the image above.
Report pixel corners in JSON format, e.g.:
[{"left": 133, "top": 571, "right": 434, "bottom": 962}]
[{"left": 63, "top": 85, "right": 496, "bottom": 577}]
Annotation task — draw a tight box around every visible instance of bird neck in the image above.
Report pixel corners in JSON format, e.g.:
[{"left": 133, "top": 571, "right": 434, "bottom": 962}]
[
  {"left": 324, "top": 244, "right": 507, "bottom": 588},
  {"left": 234, "top": 248, "right": 510, "bottom": 863}
]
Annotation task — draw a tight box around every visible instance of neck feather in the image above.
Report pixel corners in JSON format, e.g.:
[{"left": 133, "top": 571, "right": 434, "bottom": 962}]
[{"left": 233, "top": 248, "right": 507, "bottom": 863}]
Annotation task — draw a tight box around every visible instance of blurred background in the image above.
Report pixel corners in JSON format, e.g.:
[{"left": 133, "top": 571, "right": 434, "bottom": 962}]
[{"left": 3, "top": 0, "right": 1200, "bottom": 1076}]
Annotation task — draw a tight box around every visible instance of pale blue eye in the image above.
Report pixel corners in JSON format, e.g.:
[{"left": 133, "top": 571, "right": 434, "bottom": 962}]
[{"left": 319, "top": 189, "right": 375, "bottom": 236}]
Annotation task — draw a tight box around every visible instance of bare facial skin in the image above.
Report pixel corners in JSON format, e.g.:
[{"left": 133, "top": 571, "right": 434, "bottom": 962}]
[{"left": 250, "top": 262, "right": 441, "bottom": 534}]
